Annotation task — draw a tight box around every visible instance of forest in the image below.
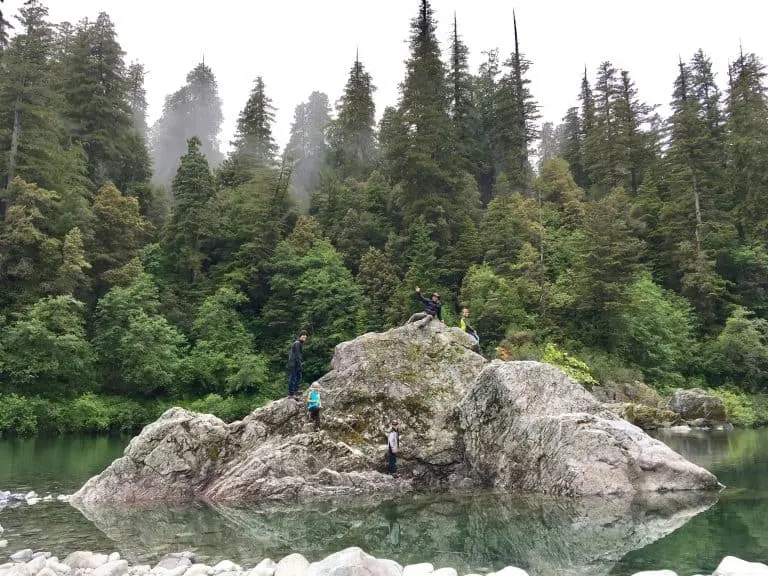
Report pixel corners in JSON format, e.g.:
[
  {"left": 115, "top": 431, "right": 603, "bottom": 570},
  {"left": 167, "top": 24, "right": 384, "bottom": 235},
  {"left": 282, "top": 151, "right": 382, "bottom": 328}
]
[{"left": 1, "top": 0, "right": 768, "bottom": 436}]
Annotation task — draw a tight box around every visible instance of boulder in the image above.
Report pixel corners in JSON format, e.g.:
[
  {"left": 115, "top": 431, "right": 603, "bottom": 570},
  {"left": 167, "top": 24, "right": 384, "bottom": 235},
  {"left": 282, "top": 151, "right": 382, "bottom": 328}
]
[
  {"left": 603, "top": 402, "right": 680, "bottom": 430},
  {"left": 10, "top": 551, "right": 33, "bottom": 564},
  {"left": 305, "top": 547, "right": 401, "bottom": 576},
  {"left": 274, "top": 554, "right": 309, "bottom": 576},
  {"left": 667, "top": 389, "right": 726, "bottom": 423},
  {"left": 247, "top": 559, "right": 276, "bottom": 576},
  {"left": 459, "top": 362, "right": 720, "bottom": 495},
  {"left": 70, "top": 318, "right": 718, "bottom": 507},
  {"left": 63, "top": 552, "right": 109, "bottom": 570},
  {"left": 591, "top": 380, "right": 665, "bottom": 408},
  {"left": 72, "top": 317, "right": 485, "bottom": 506},
  {"left": 92, "top": 560, "right": 129, "bottom": 576},
  {"left": 712, "top": 556, "right": 768, "bottom": 576}
]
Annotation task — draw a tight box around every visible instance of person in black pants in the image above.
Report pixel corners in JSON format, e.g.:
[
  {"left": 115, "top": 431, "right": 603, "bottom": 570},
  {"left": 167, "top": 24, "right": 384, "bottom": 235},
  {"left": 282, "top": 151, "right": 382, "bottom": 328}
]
[
  {"left": 287, "top": 330, "right": 308, "bottom": 401},
  {"left": 415, "top": 286, "right": 442, "bottom": 322}
]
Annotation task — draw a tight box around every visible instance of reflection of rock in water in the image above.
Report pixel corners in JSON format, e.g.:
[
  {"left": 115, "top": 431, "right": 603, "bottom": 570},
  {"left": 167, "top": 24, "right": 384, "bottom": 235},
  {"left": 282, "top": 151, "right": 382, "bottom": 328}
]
[{"left": 72, "top": 490, "right": 717, "bottom": 575}]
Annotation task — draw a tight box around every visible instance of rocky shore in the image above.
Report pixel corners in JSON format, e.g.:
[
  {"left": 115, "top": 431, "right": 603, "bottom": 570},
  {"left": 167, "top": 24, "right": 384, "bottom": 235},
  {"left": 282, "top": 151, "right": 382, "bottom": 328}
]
[{"left": 1, "top": 547, "right": 766, "bottom": 576}]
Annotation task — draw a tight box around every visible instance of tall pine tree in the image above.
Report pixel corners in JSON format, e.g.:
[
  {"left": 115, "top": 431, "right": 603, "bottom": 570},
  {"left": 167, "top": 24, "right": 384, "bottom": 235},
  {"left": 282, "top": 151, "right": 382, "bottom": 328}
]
[
  {"left": 218, "top": 76, "right": 278, "bottom": 188},
  {"left": 151, "top": 62, "right": 224, "bottom": 187},
  {"left": 329, "top": 52, "right": 377, "bottom": 179}
]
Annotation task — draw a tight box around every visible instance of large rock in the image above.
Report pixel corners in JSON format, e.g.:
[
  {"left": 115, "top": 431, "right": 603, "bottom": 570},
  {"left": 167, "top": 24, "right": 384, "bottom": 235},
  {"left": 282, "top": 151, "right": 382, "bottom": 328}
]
[
  {"left": 72, "top": 317, "right": 484, "bottom": 506},
  {"left": 460, "top": 361, "right": 720, "bottom": 495},
  {"left": 306, "top": 547, "right": 402, "bottom": 576},
  {"left": 71, "top": 318, "right": 718, "bottom": 507},
  {"left": 667, "top": 389, "right": 727, "bottom": 423}
]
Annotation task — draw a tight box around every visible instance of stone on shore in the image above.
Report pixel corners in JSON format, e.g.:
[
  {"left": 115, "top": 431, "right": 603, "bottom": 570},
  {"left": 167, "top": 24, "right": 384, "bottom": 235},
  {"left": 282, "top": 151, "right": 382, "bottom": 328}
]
[
  {"left": 712, "top": 556, "right": 768, "bottom": 576},
  {"left": 667, "top": 389, "right": 727, "bottom": 423},
  {"left": 306, "top": 547, "right": 402, "bottom": 575},
  {"left": 274, "top": 554, "right": 309, "bottom": 576}
]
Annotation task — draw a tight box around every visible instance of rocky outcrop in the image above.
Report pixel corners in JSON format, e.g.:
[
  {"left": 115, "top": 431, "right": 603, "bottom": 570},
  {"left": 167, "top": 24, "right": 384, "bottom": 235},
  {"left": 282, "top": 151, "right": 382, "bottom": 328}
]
[
  {"left": 72, "top": 317, "right": 485, "bottom": 507},
  {"left": 667, "top": 389, "right": 727, "bottom": 424},
  {"left": 71, "top": 317, "right": 718, "bottom": 507},
  {"left": 459, "top": 362, "right": 719, "bottom": 495}
]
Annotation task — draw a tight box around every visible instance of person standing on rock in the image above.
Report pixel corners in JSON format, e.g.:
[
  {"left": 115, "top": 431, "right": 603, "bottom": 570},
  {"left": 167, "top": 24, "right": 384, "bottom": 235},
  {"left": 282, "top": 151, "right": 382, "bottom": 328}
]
[
  {"left": 287, "top": 330, "right": 308, "bottom": 401},
  {"left": 460, "top": 308, "right": 481, "bottom": 353},
  {"left": 415, "top": 286, "right": 443, "bottom": 322},
  {"left": 387, "top": 420, "right": 400, "bottom": 477},
  {"left": 306, "top": 382, "right": 322, "bottom": 428}
]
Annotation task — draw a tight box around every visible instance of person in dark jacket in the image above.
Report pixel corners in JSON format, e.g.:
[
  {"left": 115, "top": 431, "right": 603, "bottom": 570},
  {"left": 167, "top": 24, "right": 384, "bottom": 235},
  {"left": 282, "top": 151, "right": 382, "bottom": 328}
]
[
  {"left": 287, "top": 330, "right": 308, "bottom": 401},
  {"left": 415, "top": 286, "right": 443, "bottom": 321}
]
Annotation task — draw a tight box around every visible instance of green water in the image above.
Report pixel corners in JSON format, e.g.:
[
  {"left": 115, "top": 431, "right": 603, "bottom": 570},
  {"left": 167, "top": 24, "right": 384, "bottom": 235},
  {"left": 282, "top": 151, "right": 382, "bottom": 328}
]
[{"left": 0, "top": 429, "right": 766, "bottom": 575}]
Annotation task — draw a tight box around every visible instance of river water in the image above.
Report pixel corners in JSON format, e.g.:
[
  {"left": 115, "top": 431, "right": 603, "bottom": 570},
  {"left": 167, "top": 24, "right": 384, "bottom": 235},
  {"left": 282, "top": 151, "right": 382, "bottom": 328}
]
[{"left": 0, "top": 429, "right": 766, "bottom": 575}]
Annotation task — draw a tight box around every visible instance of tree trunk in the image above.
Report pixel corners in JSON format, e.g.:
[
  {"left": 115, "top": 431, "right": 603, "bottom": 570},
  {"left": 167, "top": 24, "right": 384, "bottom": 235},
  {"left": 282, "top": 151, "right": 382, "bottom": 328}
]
[
  {"left": 7, "top": 103, "right": 22, "bottom": 187},
  {"left": 691, "top": 168, "right": 703, "bottom": 254}
]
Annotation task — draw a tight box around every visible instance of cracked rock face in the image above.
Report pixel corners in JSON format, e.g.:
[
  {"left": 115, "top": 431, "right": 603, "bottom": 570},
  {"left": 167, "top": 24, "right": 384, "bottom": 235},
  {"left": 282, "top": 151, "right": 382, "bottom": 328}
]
[
  {"left": 70, "top": 318, "right": 718, "bottom": 508},
  {"left": 459, "top": 361, "right": 720, "bottom": 495}
]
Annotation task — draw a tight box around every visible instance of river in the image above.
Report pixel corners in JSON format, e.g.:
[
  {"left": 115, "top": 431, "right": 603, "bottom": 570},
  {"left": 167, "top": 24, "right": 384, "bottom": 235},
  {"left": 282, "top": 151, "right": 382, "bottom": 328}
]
[{"left": 0, "top": 429, "right": 766, "bottom": 575}]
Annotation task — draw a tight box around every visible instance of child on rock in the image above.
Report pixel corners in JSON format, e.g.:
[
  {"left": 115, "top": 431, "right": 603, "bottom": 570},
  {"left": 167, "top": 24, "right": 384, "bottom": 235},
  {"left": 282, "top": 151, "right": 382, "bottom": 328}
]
[{"left": 306, "top": 382, "right": 321, "bottom": 428}]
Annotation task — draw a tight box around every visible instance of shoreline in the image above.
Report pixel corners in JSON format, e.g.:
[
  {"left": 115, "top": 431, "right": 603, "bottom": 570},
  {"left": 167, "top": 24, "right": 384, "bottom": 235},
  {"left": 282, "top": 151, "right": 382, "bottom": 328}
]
[{"left": 1, "top": 547, "right": 767, "bottom": 576}]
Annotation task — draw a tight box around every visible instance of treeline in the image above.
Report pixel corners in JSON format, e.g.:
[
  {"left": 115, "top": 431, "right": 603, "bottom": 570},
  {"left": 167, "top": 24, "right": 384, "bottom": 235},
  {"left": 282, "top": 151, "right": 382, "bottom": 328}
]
[{"left": 1, "top": 0, "right": 768, "bottom": 436}]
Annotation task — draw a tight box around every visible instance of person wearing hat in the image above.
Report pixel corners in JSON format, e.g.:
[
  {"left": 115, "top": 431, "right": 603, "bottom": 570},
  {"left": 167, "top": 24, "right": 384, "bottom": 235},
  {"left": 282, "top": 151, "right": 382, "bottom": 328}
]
[
  {"left": 306, "top": 381, "right": 322, "bottom": 428},
  {"left": 386, "top": 420, "right": 400, "bottom": 477},
  {"left": 415, "top": 286, "right": 443, "bottom": 322}
]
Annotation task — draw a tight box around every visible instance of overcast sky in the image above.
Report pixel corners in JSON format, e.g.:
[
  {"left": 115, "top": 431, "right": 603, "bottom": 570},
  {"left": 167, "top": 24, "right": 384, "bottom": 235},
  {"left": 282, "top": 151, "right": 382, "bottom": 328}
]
[{"left": 6, "top": 0, "right": 768, "bottom": 152}]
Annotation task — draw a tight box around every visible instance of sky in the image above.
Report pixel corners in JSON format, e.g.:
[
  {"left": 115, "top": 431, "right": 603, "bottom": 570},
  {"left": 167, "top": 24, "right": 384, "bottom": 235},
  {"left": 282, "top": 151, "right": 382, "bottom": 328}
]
[{"left": 6, "top": 0, "right": 768, "bottom": 153}]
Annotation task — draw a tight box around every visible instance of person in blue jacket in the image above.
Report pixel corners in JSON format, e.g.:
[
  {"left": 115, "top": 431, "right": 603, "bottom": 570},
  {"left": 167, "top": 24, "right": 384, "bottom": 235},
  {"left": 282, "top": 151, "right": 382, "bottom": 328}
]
[{"left": 306, "top": 381, "right": 321, "bottom": 428}]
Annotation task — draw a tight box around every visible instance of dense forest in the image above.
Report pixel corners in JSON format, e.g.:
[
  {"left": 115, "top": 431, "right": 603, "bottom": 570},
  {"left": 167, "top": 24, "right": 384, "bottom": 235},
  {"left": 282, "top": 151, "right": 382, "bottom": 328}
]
[{"left": 1, "top": 0, "right": 767, "bottom": 436}]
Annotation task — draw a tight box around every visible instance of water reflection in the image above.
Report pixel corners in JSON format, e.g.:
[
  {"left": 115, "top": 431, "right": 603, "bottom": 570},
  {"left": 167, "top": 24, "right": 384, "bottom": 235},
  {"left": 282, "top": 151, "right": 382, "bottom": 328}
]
[{"left": 71, "top": 490, "right": 718, "bottom": 575}]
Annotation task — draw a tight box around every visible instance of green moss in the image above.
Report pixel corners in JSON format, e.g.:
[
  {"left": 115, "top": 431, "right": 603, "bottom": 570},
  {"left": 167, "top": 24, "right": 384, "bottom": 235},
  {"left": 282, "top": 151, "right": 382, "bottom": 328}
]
[{"left": 622, "top": 403, "right": 678, "bottom": 430}]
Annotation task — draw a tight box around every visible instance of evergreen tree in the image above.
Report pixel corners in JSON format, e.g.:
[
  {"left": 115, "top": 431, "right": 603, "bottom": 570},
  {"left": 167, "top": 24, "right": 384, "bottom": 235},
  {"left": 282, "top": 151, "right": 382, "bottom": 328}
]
[
  {"left": 161, "top": 137, "right": 215, "bottom": 293},
  {"left": 474, "top": 48, "right": 501, "bottom": 203},
  {"left": 286, "top": 91, "right": 331, "bottom": 208},
  {"left": 329, "top": 53, "right": 377, "bottom": 179},
  {"left": 726, "top": 50, "right": 768, "bottom": 239},
  {"left": 127, "top": 61, "right": 148, "bottom": 139},
  {"left": 218, "top": 76, "right": 278, "bottom": 188},
  {"left": 557, "top": 107, "right": 587, "bottom": 187},
  {"left": 449, "top": 14, "right": 480, "bottom": 176},
  {"left": 0, "top": 1, "right": 72, "bottom": 191},
  {"left": 0, "top": 178, "right": 63, "bottom": 310},
  {"left": 151, "top": 63, "right": 224, "bottom": 186},
  {"left": 62, "top": 13, "right": 150, "bottom": 192},
  {"left": 387, "top": 0, "right": 466, "bottom": 251}
]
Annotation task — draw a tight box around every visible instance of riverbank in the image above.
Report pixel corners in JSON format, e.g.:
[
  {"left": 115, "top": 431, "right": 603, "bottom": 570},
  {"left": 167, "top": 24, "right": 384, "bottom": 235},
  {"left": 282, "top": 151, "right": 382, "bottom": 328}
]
[
  {"left": 0, "top": 393, "right": 266, "bottom": 438},
  {"left": 1, "top": 547, "right": 766, "bottom": 576}
]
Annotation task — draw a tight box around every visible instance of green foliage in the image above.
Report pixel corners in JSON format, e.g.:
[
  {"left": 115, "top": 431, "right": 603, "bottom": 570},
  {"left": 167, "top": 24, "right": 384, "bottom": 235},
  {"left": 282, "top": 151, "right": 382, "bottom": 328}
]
[
  {"left": 460, "top": 264, "right": 530, "bottom": 347},
  {"left": 541, "top": 343, "right": 598, "bottom": 388},
  {"left": 707, "top": 388, "right": 768, "bottom": 428},
  {"left": 706, "top": 307, "right": 768, "bottom": 393},
  {"left": 618, "top": 273, "right": 696, "bottom": 380},
  {"left": 0, "top": 295, "right": 94, "bottom": 397},
  {"left": 93, "top": 273, "right": 186, "bottom": 397},
  {"left": 4, "top": 3, "right": 768, "bottom": 436},
  {"left": 184, "top": 286, "right": 273, "bottom": 397}
]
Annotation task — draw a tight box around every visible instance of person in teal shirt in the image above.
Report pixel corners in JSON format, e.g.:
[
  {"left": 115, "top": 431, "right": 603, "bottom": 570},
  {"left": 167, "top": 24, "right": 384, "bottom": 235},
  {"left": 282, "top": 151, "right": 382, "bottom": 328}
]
[{"left": 306, "top": 381, "right": 321, "bottom": 428}]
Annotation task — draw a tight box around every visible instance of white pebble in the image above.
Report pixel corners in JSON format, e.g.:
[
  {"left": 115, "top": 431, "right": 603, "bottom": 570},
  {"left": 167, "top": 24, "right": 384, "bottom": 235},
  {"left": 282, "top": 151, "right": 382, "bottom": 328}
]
[{"left": 403, "top": 563, "right": 434, "bottom": 576}]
